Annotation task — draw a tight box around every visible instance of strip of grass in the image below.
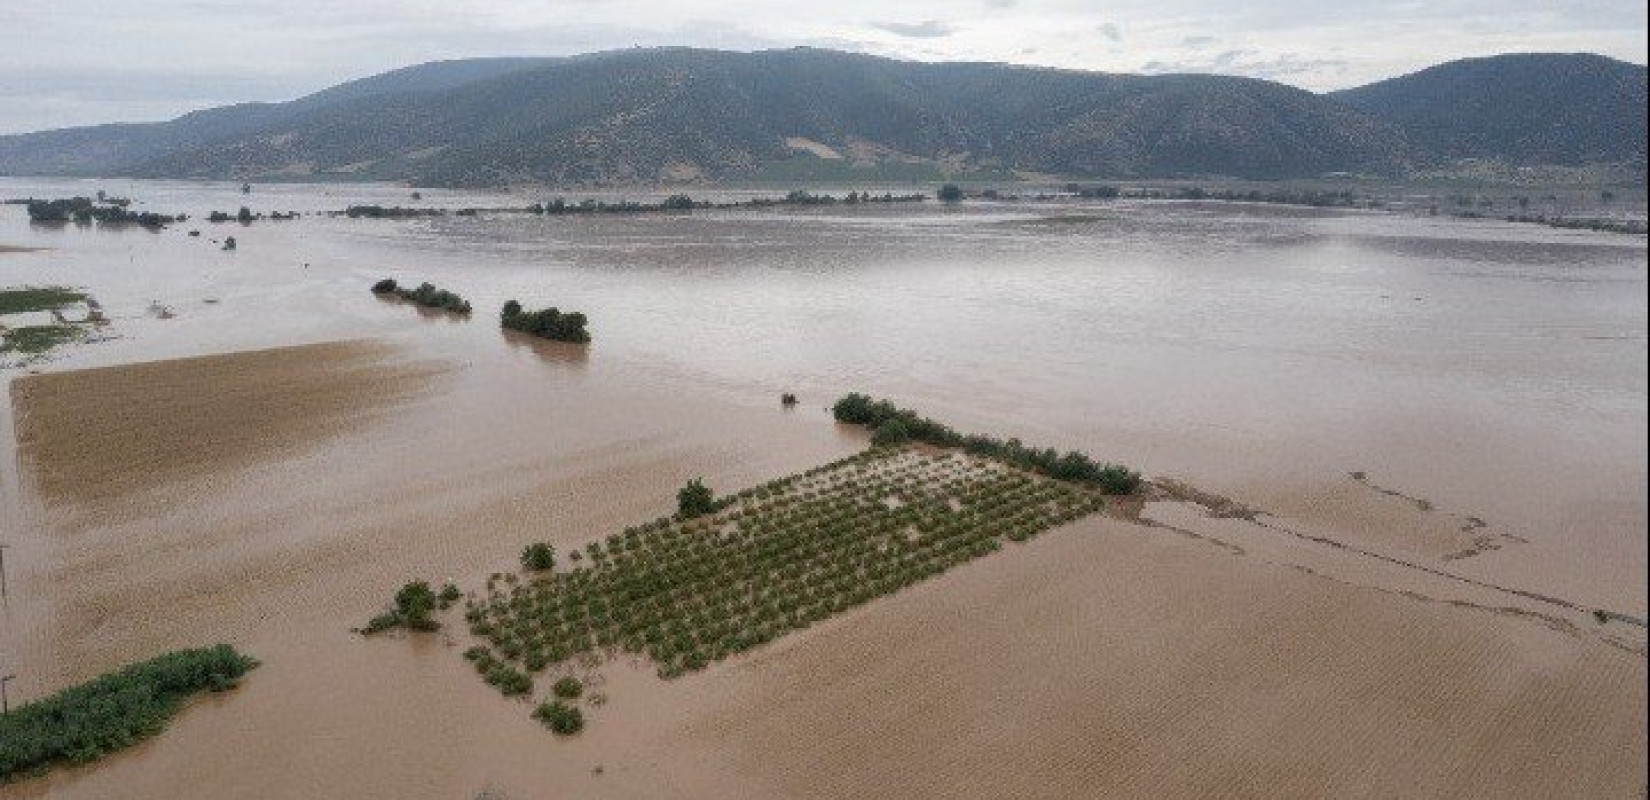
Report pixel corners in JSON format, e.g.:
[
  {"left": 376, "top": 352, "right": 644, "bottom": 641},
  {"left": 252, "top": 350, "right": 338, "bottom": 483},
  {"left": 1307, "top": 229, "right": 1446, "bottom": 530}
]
[
  {"left": 0, "top": 645, "right": 259, "bottom": 783},
  {"left": 1, "top": 324, "right": 82, "bottom": 356},
  {"left": 0, "top": 286, "right": 85, "bottom": 314}
]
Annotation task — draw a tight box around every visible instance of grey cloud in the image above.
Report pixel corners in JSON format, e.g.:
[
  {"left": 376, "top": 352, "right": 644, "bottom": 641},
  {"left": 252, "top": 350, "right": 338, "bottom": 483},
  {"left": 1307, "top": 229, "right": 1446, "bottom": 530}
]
[
  {"left": 1098, "top": 23, "right": 1122, "bottom": 41},
  {"left": 1141, "top": 50, "right": 1350, "bottom": 82},
  {"left": 869, "top": 20, "right": 957, "bottom": 39}
]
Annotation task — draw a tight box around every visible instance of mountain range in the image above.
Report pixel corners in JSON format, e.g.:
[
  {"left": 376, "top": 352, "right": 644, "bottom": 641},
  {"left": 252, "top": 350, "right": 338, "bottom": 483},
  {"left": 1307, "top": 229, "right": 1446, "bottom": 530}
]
[{"left": 0, "top": 48, "right": 1643, "bottom": 187}]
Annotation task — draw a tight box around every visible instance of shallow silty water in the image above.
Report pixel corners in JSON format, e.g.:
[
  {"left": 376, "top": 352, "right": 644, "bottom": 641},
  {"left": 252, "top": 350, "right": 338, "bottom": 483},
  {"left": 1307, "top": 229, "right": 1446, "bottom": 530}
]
[{"left": 1, "top": 177, "right": 1645, "bottom": 614}]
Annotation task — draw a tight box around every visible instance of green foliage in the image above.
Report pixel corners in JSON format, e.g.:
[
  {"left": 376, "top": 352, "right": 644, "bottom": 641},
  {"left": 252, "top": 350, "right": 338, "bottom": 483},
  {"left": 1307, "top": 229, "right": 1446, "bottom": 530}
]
[
  {"left": 533, "top": 700, "right": 584, "bottom": 735},
  {"left": 1, "top": 325, "right": 81, "bottom": 356},
  {"left": 0, "top": 645, "right": 258, "bottom": 782},
  {"left": 24, "top": 197, "right": 176, "bottom": 228},
  {"left": 451, "top": 448, "right": 1106, "bottom": 693},
  {"left": 362, "top": 580, "right": 443, "bottom": 633},
  {"left": 392, "top": 282, "right": 471, "bottom": 314},
  {"left": 371, "top": 278, "right": 398, "bottom": 294},
  {"left": 677, "top": 478, "right": 715, "bottom": 518},
  {"left": 832, "top": 393, "right": 1142, "bottom": 494},
  {"left": 395, "top": 581, "right": 440, "bottom": 630},
  {"left": 521, "top": 542, "right": 556, "bottom": 572},
  {"left": 0, "top": 286, "right": 86, "bottom": 314},
  {"left": 870, "top": 419, "right": 910, "bottom": 448},
  {"left": 500, "top": 301, "right": 590, "bottom": 343},
  {"left": 551, "top": 676, "right": 583, "bottom": 700}
]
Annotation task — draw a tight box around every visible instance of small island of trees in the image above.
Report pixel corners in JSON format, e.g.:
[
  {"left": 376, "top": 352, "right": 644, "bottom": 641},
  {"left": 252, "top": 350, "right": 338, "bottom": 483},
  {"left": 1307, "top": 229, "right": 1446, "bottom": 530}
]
[
  {"left": 501, "top": 300, "right": 590, "bottom": 343},
  {"left": 372, "top": 279, "right": 472, "bottom": 314}
]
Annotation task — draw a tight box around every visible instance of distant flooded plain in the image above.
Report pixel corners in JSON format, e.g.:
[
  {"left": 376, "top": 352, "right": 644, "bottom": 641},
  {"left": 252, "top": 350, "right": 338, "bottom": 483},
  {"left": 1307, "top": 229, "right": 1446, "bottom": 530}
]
[{"left": 0, "top": 178, "right": 1644, "bottom": 798}]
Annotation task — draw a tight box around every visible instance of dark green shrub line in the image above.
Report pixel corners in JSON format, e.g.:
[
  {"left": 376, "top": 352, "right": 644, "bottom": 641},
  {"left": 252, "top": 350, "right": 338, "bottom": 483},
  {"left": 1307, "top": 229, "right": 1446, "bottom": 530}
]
[
  {"left": 831, "top": 393, "right": 1142, "bottom": 495},
  {"left": 206, "top": 207, "right": 299, "bottom": 224},
  {"left": 23, "top": 197, "right": 181, "bottom": 228},
  {"left": 371, "top": 279, "right": 472, "bottom": 314},
  {"left": 333, "top": 189, "right": 928, "bottom": 220},
  {"left": 0, "top": 286, "right": 86, "bottom": 314},
  {"left": 0, "top": 645, "right": 258, "bottom": 783},
  {"left": 501, "top": 300, "right": 589, "bottom": 343}
]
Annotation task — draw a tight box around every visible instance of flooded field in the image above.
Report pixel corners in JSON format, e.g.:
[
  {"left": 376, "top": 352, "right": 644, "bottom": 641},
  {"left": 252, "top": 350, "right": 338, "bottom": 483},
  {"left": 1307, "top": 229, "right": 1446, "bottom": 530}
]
[{"left": 0, "top": 177, "right": 1644, "bottom": 798}]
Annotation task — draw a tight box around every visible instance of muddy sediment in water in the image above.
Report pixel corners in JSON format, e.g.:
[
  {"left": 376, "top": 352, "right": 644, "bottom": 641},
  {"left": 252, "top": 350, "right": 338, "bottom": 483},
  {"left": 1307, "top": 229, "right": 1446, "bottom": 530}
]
[{"left": 0, "top": 183, "right": 1643, "bottom": 798}]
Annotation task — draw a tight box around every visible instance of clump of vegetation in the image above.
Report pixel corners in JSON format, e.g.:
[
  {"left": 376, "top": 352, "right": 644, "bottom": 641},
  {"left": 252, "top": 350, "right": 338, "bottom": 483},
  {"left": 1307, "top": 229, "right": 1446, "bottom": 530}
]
[
  {"left": 832, "top": 393, "right": 1142, "bottom": 494},
  {"left": 1, "top": 325, "right": 82, "bottom": 356},
  {"left": 551, "top": 676, "right": 583, "bottom": 700},
  {"left": 0, "top": 645, "right": 258, "bottom": 782},
  {"left": 533, "top": 700, "right": 584, "bottom": 735},
  {"left": 781, "top": 392, "right": 799, "bottom": 407},
  {"left": 343, "top": 205, "right": 444, "bottom": 219},
  {"left": 0, "top": 286, "right": 86, "bottom": 314},
  {"left": 521, "top": 542, "right": 556, "bottom": 572},
  {"left": 361, "top": 580, "right": 443, "bottom": 634},
  {"left": 870, "top": 419, "right": 910, "bottom": 447},
  {"left": 500, "top": 300, "right": 590, "bottom": 343},
  {"left": 23, "top": 197, "right": 180, "bottom": 228},
  {"left": 677, "top": 478, "right": 716, "bottom": 518},
  {"left": 382, "top": 281, "right": 471, "bottom": 314},
  {"left": 936, "top": 184, "right": 964, "bottom": 203}
]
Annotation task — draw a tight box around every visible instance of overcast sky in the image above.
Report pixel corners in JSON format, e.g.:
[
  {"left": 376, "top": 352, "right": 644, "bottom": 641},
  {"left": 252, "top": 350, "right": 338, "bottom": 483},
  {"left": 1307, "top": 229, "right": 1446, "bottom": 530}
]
[{"left": 1, "top": 0, "right": 1644, "bottom": 134}]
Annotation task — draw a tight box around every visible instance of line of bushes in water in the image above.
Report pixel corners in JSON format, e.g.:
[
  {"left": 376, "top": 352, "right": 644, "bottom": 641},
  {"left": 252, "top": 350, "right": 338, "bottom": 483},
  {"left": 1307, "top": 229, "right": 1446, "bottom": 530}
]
[
  {"left": 20, "top": 197, "right": 181, "bottom": 227},
  {"left": 337, "top": 190, "right": 927, "bottom": 220},
  {"left": 371, "top": 278, "right": 471, "bottom": 314},
  {"left": 831, "top": 393, "right": 1143, "bottom": 494},
  {"left": 501, "top": 300, "right": 590, "bottom": 343},
  {"left": 0, "top": 645, "right": 258, "bottom": 782},
  {"left": 206, "top": 207, "right": 299, "bottom": 223}
]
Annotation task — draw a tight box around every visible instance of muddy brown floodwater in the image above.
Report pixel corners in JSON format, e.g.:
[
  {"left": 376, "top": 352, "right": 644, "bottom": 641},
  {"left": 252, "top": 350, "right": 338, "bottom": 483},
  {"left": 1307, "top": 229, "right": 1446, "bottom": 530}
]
[{"left": 0, "top": 177, "right": 1643, "bottom": 798}]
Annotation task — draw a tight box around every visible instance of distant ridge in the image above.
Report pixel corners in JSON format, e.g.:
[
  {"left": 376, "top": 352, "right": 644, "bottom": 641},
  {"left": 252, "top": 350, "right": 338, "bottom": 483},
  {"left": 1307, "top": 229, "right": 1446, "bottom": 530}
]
[
  {"left": 1332, "top": 53, "right": 1647, "bottom": 170},
  {"left": 0, "top": 48, "right": 1642, "bottom": 186}
]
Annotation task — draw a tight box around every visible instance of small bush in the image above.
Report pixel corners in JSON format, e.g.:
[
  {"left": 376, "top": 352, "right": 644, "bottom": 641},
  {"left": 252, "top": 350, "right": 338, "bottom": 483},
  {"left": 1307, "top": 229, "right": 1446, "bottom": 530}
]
[
  {"left": 781, "top": 392, "right": 799, "bottom": 407},
  {"left": 871, "top": 419, "right": 910, "bottom": 448},
  {"left": 371, "top": 278, "right": 398, "bottom": 294},
  {"left": 533, "top": 700, "right": 585, "bottom": 735},
  {"left": 521, "top": 542, "right": 556, "bottom": 572},
  {"left": 552, "top": 676, "right": 583, "bottom": 699},
  {"left": 678, "top": 478, "right": 715, "bottom": 518}
]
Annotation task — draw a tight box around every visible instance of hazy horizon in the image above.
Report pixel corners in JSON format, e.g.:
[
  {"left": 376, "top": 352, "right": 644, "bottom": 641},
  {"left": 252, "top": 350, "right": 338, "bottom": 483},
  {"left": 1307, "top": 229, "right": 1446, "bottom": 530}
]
[{"left": 1, "top": 0, "right": 1644, "bottom": 135}]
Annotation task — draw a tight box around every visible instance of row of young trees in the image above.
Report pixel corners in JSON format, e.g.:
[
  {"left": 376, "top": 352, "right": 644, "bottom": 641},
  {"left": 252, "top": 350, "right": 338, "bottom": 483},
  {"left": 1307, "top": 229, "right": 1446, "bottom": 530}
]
[
  {"left": 831, "top": 393, "right": 1143, "bottom": 494},
  {"left": 454, "top": 447, "right": 1105, "bottom": 691}
]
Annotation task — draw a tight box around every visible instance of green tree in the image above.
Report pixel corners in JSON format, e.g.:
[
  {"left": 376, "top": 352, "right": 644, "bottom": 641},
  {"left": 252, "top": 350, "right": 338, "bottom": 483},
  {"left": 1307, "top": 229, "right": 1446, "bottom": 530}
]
[{"left": 678, "top": 478, "right": 716, "bottom": 518}]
